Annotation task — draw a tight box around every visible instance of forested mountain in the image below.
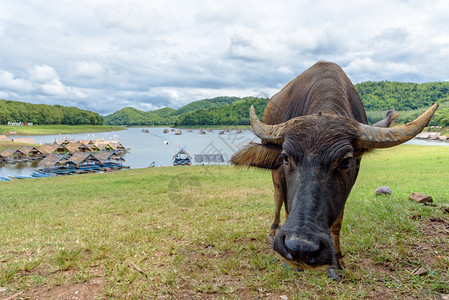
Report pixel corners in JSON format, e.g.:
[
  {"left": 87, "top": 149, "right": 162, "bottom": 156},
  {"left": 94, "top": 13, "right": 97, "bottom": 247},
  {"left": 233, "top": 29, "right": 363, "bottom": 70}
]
[
  {"left": 4, "top": 81, "right": 448, "bottom": 127},
  {"left": 103, "top": 81, "right": 449, "bottom": 127},
  {"left": 172, "top": 81, "right": 449, "bottom": 126},
  {"left": 103, "top": 96, "right": 242, "bottom": 126},
  {"left": 103, "top": 107, "right": 178, "bottom": 126},
  {"left": 174, "top": 97, "right": 268, "bottom": 126},
  {"left": 174, "top": 96, "right": 241, "bottom": 115},
  {"left": 355, "top": 81, "right": 449, "bottom": 110},
  {"left": 0, "top": 99, "right": 103, "bottom": 125}
]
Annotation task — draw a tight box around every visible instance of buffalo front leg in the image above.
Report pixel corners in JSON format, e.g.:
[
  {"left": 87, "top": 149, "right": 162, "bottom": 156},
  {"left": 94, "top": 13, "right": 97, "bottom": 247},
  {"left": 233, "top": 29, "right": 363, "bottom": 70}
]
[{"left": 269, "top": 169, "right": 284, "bottom": 244}]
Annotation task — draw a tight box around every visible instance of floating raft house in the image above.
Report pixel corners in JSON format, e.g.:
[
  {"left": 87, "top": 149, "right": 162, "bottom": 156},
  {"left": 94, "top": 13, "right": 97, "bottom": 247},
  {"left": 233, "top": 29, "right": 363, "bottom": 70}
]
[
  {"left": 173, "top": 149, "right": 192, "bottom": 166},
  {"left": 37, "top": 155, "right": 77, "bottom": 175}
]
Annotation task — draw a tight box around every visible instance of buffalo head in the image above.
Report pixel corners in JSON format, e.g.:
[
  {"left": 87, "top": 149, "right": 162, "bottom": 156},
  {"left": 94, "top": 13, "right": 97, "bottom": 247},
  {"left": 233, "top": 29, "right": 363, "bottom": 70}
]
[{"left": 231, "top": 104, "right": 438, "bottom": 272}]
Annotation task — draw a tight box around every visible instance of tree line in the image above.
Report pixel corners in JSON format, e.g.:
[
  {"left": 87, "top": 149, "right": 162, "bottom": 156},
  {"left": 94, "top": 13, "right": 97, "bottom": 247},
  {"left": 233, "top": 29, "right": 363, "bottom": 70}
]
[
  {"left": 3, "top": 81, "right": 449, "bottom": 127},
  {"left": 0, "top": 100, "right": 103, "bottom": 125},
  {"left": 172, "top": 81, "right": 449, "bottom": 126}
]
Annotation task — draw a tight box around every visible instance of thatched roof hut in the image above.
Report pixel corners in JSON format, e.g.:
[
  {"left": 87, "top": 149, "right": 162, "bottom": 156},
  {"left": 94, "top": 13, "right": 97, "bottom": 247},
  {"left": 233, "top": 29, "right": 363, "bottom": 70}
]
[
  {"left": 108, "top": 141, "right": 126, "bottom": 152},
  {"left": 40, "top": 143, "right": 69, "bottom": 155},
  {"left": 55, "top": 139, "right": 77, "bottom": 145},
  {"left": 88, "top": 139, "right": 104, "bottom": 145},
  {"left": 69, "top": 152, "right": 101, "bottom": 166},
  {"left": 65, "top": 142, "right": 92, "bottom": 154},
  {"left": 38, "top": 155, "right": 76, "bottom": 169},
  {"left": 94, "top": 150, "right": 125, "bottom": 165},
  {"left": 95, "top": 142, "right": 114, "bottom": 151},
  {"left": 1, "top": 149, "right": 26, "bottom": 159},
  {"left": 78, "top": 143, "right": 92, "bottom": 152},
  {"left": 38, "top": 144, "right": 60, "bottom": 155},
  {"left": 20, "top": 146, "right": 42, "bottom": 157}
]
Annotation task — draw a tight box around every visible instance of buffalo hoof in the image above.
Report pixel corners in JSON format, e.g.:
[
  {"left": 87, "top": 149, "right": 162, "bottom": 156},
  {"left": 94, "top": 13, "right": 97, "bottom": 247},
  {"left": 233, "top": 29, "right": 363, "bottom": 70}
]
[
  {"left": 282, "top": 262, "right": 303, "bottom": 272},
  {"left": 268, "top": 225, "right": 280, "bottom": 245},
  {"left": 268, "top": 233, "right": 275, "bottom": 245},
  {"left": 326, "top": 267, "right": 344, "bottom": 281}
]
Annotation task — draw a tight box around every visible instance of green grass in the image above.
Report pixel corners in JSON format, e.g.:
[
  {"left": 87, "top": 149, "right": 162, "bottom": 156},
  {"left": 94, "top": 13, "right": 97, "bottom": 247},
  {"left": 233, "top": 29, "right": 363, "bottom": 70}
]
[
  {"left": 0, "top": 145, "right": 448, "bottom": 298},
  {"left": 0, "top": 124, "right": 126, "bottom": 136}
]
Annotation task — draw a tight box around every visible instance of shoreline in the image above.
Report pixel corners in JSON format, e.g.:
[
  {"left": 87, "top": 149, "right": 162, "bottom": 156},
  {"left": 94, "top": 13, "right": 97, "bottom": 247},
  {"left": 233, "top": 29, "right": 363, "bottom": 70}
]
[{"left": 0, "top": 125, "right": 127, "bottom": 136}]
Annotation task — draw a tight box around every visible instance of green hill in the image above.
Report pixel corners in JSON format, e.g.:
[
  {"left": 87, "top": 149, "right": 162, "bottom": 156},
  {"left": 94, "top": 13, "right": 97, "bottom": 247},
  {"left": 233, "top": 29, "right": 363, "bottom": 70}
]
[
  {"left": 102, "top": 81, "right": 449, "bottom": 127},
  {"left": 103, "top": 96, "right": 242, "bottom": 126},
  {"left": 174, "top": 97, "right": 268, "bottom": 126},
  {"left": 0, "top": 99, "right": 103, "bottom": 125},
  {"left": 174, "top": 96, "right": 241, "bottom": 115},
  {"left": 355, "top": 81, "right": 449, "bottom": 111}
]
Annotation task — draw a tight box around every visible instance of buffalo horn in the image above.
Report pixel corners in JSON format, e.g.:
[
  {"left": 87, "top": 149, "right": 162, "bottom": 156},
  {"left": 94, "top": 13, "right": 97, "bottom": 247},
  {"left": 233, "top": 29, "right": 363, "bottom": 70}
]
[
  {"left": 250, "top": 105, "right": 304, "bottom": 144},
  {"left": 357, "top": 103, "right": 439, "bottom": 148}
]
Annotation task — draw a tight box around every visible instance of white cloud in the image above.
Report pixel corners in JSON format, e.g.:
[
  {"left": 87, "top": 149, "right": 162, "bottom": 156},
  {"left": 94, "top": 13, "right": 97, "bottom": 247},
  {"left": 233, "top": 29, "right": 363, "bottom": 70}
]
[
  {"left": 72, "top": 61, "right": 105, "bottom": 78},
  {"left": 28, "top": 65, "right": 60, "bottom": 83},
  {"left": 0, "top": 70, "right": 33, "bottom": 92},
  {"left": 0, "top": 0, "right": 449, "bottom": 114}
]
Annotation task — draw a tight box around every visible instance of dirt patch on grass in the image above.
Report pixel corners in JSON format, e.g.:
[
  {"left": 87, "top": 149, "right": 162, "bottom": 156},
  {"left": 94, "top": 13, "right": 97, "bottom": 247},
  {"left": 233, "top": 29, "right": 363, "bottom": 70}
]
[
  {"left": 13, "top": 267, "right": 106, "bottom": 300},
  {"left": 21, "top": 277, "right": 104, "bottom": 300},
  {"left": 351, "top": 214, "right": 449, "bottom": 299}
]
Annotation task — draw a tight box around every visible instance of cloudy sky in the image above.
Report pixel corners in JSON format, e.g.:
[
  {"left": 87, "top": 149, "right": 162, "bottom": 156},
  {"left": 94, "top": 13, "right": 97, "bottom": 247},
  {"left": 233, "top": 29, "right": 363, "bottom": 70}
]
[{"left": 1, "top": 0, "right": 448, "bottom": 115}]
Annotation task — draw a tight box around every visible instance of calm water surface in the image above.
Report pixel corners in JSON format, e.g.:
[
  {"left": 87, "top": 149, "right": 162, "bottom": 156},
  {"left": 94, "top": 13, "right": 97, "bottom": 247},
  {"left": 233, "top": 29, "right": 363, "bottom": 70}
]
[
  {"left": 0, "top": 128, "right": 257, "bottom": 177},
  {"left": 1, "top": 127, "right": 448, "bottom": 178}
]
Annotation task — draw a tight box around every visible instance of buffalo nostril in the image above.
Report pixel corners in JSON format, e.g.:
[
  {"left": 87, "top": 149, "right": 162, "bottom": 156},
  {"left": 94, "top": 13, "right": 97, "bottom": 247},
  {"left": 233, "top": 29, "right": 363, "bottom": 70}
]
[
  {"left": 284, "top": 235, "right": 321, "bottom": 262},
  {"left": 281, "top": 234, "right": 294, "bottom": 261}
]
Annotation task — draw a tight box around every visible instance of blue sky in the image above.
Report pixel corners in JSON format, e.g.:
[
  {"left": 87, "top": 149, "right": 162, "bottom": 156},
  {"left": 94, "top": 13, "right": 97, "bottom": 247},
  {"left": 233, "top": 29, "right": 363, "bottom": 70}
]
[{"left": 1, "top": 0, "right": 448, "bottom": 115}]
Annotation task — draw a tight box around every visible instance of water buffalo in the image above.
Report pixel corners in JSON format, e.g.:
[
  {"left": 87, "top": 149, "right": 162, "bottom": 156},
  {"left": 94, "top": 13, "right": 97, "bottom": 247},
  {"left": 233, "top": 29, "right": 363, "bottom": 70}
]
[{"left": 231, "top": 62, "right": 438, "bottom": 279}]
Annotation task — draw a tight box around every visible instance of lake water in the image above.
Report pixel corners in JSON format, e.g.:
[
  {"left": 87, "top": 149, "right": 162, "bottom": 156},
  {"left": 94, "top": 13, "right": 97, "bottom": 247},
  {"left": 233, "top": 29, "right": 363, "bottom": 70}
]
[
  {"left": 1, "top": 127, "right": 448, "bottom": 178},
  {"left": 0, "top": 127, "right": 258, "bottom": 178}
]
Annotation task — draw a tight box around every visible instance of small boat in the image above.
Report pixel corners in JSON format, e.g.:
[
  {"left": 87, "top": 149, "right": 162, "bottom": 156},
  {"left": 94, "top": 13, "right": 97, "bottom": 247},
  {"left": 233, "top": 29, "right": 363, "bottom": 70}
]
[
  {"left": 219, "top": 131, "right": 225, "bottom": 134},
  {"left": 199, "top": 130, "right": 206, "bottom": 134},
  {"left": 174, "top": 130, "right": 182, "bottom": 135},
  {"left": 149, "top": 161, "right": 156, "bottom": 168},
  {"left": 172, "top": 148, "right": 192, "bottom": 166},
  {"left": 0, "top": 176, "right": 12, "bottom": 181},
  {"left": 31, "top": 172, "right": 52, "bottom": 178},
  {"left": 163, "top": 140, "right": 169, "bottom": 145},
  {"left": 8, "top": 174, "right": 34, "bottom": 179},
  {"left": 163, "top": 129, "right": 169, "bottom": 133}
]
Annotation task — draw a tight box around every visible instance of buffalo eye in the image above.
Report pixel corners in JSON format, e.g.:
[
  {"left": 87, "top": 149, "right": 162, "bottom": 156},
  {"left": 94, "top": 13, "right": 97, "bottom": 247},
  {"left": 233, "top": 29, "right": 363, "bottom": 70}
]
[
  {"left": 280, "top": 153, "right": 289, "bottom": 165},
  {"left": 338, "top": 157, "right": 353, "bottom": 171}
]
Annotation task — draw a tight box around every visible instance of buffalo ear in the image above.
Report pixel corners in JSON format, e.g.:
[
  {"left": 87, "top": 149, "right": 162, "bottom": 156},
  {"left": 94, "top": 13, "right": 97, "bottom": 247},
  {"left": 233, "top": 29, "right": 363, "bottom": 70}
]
[{"left": 230, "top": 143, "right": 282, "bottom": 170}]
